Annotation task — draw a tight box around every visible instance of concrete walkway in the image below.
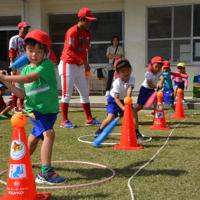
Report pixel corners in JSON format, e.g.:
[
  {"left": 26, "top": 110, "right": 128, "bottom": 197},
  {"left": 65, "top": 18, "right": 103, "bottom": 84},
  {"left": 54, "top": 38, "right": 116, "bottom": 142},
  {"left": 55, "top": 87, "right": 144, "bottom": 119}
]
[
  {"left": 70, "top": 95, "right": 200, "bottom": 109},
  {"left": 3, "top": 95, "right": 200, "bottom": 109}
]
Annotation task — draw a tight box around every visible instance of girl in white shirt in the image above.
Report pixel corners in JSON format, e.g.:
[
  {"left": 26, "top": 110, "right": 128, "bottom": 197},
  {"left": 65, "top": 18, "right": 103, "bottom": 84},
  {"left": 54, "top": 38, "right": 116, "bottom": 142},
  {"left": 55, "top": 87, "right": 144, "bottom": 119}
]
[
  {"left": 135, "top": 56, "right": 163, "bottom": 112},
  {"left": 95, "top": 59, "right": 151, "bottom": 143}
]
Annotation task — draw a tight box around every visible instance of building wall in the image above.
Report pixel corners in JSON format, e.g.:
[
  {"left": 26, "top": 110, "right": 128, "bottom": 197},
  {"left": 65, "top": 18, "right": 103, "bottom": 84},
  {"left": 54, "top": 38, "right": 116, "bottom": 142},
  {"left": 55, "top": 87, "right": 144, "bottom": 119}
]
[
  {"left": 0, "top": 0, "right": 21, "bottom": 16},
  {"left": 39, "top": 0, "right": 124, "bottom": 91},
  {"left": 40, "top": 0, "right": 124, "bottom": 33},
  {"left": 0, "top": 0, "right": 199, "bottom": 91},
  {"left": 125, "top": 0, "right": 200, "bottom": 90},
  {"left": 40, "top": 0, "right": 200, "bottom": 90},
  {"left": 26, "top": 0, "right": 42, "bottom": 29}
]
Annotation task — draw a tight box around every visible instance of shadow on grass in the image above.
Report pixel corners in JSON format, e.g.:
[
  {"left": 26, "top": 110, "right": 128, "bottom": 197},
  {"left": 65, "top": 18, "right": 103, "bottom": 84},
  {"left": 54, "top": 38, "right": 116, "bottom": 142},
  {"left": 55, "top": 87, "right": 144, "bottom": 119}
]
[
  {"left": 140, "top": 121, "right": 200, "bottom": 129},
  {"left": 170, "top": 125, "right": 200, "bottom": 129},
  {"left": 169, "top": 121, "right": 200, "bottom": 126},
  {"left": 51, "top": 193, "right": 108, "bottom": 200},
  {"left": 113, "top": 161, "right": 187, "bottom": 177},
  {"left": 55, "top": 168, "right": 112, "bottom": 181},
  {"left": 144, "top": 144, "right": 178, "bottom": 148},
  {"left": 33, "top": 165, "right": 113, "bottom": 182},
  {"left": 139, "top": 121, "right": 154, "bottom": 126},
  {"left": 34, "top": 160, "right": 187, "bottom": 182},
  {"left": 152, "top": 135, "right": 200, "bottom": 141},
  {"left": 136, "top": 168, "right": 187, "bottom": 177},
  {"left": 192, "top": 113, "right": 200, "bottom": 116}
]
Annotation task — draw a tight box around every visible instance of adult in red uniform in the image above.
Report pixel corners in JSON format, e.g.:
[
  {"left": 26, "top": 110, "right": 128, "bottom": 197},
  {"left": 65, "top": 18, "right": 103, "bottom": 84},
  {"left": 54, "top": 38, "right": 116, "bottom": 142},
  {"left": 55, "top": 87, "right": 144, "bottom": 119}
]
[
  {"left": 9, "top": 21, "right": 30, "bottom": 111},
  {"left": 58, "top": 7, "right": 101, "bottom": 128}
]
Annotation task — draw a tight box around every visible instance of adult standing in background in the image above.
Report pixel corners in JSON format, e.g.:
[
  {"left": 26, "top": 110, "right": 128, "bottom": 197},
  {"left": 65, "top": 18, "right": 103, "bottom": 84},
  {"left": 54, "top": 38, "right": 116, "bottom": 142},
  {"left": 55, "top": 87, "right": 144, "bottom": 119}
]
[
  {"left": 105, "top": 35, "right": 124, "bottom": 97},
  {"left": 9, "top": 21, "right": 30, "bottom": 65},
  {"left": 8, "top": 21, "right": 30, "bottom": 111},
  {"left": 58, "top": 7, "right": 101, "bottom": 128}
]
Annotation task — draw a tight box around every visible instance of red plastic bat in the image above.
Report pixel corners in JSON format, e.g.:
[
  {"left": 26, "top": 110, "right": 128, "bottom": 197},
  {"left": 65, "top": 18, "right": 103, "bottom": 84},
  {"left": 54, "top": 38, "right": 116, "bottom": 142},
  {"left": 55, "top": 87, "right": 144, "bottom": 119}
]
[{"left": 144, "top": 91, "right": 157, "bottom": 107}]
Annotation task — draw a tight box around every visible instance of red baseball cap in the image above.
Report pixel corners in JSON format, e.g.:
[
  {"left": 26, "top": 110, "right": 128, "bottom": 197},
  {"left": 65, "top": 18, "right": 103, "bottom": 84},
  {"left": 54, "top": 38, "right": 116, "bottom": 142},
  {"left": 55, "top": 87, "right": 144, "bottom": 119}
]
[
  {"left": 78, "top": 7, "right": 97, "bottom": 21},
  {"left": 163, "top": 60, "right": 170, "bottom": 68},
  {"left": 151, "top": 56, "right": 163, "bottom": 65},
  {"left": 17, "top": 21, "right": 30, "bottom": 28},
  {"left": 24, "top": 29, "right": 51, "bottom": 49}
]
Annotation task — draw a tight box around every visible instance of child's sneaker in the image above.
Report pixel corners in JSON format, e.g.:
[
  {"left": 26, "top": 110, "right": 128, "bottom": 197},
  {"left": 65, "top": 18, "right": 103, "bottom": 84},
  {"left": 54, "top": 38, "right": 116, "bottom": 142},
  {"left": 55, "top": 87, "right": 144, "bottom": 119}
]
[
  {"left": 11, "top": 107, "right": 17, "bottom": 113},
  {"left": 35, "top": 168, "right": 67, "bottom": 185},
  {"left": 86, "top": 118, "right": 101, "bottom": 126},
  {"left": 60, "top": 120, "right": 77, "bottom": 128},
  {"left": 105, "top": 91, "right": 110, "bottom": 97},
  {"left": 94, "top": 128, "right": 102, "bottom": 138},
  {"left": 182, "top": 99, "right": 186, "bottom": 103},
  {"left": 136, "top": 131, "right": 152, "bottom": 143},
  {"left": 11, "top": 107, "right": 25, "bottom": 113}
]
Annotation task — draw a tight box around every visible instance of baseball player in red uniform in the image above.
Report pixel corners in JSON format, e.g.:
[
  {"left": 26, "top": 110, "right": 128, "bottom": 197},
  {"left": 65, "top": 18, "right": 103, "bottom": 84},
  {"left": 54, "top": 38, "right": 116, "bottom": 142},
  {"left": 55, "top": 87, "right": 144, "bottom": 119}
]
[
  {"left": 9, "top": 21, "right": 30, "bottom": 111},
  {"left": 9, "top": 21, "right": 30, "bottom": 64},
  {"left": 58, "top": 7, "right": 101, "bottom": 128}
]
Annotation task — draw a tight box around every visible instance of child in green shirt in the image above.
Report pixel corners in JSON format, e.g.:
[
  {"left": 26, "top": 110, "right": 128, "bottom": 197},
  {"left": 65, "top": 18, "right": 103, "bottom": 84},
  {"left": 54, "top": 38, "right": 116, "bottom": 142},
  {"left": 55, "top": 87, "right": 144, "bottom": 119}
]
[{"left": 0, "top": 29, "right": 66, "bottom": 184}]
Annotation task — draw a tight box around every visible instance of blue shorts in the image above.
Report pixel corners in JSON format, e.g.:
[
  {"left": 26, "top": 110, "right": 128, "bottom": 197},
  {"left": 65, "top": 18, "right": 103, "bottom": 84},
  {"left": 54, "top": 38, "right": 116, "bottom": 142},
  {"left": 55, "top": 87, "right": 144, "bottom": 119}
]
[
  {"left": 107, "top": 96, "right": 124, "bottom": 117},
  {"left": 29, "top": 111, "right": 58, "bottom": 140},
  {"left": 174, "top": 80, "right": 184, "bottom": 90},
  {"left": 137, "top": 86, "right": 155, "bottom": 106},
  {"left": 163, "top": 88, "right": 174, "bottom": 104}
]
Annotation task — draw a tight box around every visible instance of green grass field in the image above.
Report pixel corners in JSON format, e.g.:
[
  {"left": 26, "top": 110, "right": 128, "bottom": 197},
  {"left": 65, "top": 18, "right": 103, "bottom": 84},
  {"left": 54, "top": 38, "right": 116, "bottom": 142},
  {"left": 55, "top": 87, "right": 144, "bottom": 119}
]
[{"left": 0, "top": 109, "right": 200, "bottom": 200}]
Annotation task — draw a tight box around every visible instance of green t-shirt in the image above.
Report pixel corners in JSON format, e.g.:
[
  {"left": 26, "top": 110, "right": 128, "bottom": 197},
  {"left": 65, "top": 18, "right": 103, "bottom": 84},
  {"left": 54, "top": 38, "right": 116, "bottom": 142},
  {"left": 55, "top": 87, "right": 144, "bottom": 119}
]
[{"left": 19, "top": 59, "right": 59, "bottom": 114}]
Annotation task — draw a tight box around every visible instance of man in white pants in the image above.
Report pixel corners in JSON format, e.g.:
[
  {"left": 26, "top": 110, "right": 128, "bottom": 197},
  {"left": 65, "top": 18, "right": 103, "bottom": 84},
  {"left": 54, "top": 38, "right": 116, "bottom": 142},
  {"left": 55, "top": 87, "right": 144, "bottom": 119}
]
[{"left": 58, "top": 7, "right": 101, "bottom": 128}]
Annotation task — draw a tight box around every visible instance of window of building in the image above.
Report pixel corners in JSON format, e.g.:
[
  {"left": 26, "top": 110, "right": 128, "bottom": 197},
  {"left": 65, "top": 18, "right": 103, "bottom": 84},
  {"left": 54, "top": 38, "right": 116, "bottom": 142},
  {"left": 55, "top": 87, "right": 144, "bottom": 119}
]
[
  {"left": 0, "top": 16, "right": 21, "bottom": 27},
  {"left": 0, "top": 16, "right": 20, "bottom": 68},
  {"left": 147, "top": 5, "right": 200, "bottom": 65},
  {"left": 49, "top": 12, "right": 123, "bottom": 65}
]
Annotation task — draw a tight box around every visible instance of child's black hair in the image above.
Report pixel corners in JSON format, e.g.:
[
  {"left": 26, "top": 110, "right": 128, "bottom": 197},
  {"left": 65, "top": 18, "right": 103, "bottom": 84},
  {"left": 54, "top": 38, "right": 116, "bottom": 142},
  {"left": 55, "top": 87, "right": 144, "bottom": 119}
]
[
  {"left": 78, "top": 17, "right": 89, "bottom": 22},
  {"left": 25, "top": 38, "right": 49, "bottom": 55},
  {"left": 116, "top": 59, "right": 132, "bottom": 73}
]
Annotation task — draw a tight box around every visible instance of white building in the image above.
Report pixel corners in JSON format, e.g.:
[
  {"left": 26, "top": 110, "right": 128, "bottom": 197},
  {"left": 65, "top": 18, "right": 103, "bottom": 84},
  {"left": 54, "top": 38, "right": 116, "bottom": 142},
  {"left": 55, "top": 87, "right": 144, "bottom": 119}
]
[{"left": 0, "top": 0, "right": 200, "bottom": 91}]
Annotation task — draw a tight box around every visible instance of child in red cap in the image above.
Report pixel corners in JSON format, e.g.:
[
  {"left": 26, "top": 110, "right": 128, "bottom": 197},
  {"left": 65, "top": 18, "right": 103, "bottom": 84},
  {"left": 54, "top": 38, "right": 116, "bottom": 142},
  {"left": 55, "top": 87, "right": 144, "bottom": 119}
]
[
  {"left": 158, "top": 60, "right": 175, "bottom": 110},
  {"left": 134, "top": 56, "right": 164, "bottom": 141},
  {"left": 0, "top": 29, "right": 66, "bottom": 185},
  {"left": 135, "top": 56, "right": 163, "bottom": 109}
]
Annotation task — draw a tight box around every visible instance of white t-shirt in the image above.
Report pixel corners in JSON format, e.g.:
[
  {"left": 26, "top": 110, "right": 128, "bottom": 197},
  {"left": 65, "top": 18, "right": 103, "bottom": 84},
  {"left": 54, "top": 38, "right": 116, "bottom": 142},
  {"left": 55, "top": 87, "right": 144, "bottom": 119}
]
[
  {"left": 106, "top": 45, "right": 124, "bottom": 64},
  {"left": 110, "top": 76, "right": 135, "bottom": 100},
  {"left": 141, "top": 71, "right": 162, "bottom": 89},
  {"left": 9, "top": 35, "right": 25, "bottom": 59}
]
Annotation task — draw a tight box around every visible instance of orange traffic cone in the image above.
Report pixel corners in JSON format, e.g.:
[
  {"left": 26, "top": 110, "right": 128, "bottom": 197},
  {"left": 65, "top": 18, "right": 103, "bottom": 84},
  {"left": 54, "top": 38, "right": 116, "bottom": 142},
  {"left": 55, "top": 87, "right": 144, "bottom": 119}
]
[
  {"left": 0, "top": 113, "right": 51, "bottom": 200},
  {"left": 150, "top": 91, "right": 170, "bottom": 130},
  {"left": 114, "top": 97, "right": 143, "bottom": 150},
  {"left": 173, "top": 89, "right": 186, "bottom": 119}
]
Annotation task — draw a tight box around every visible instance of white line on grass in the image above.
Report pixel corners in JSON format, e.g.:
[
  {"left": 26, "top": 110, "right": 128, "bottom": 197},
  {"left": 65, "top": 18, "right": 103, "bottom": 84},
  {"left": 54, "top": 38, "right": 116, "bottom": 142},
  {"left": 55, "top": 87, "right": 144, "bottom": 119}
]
[
  {"left": 128, "top": 119, "right": 186, "bottom": 200},
  {"left": 78, "top": 133, "right": 120, "bottom": 146},
  {"left": 0, "top": 160, "right": 116, "bottom": 190}
]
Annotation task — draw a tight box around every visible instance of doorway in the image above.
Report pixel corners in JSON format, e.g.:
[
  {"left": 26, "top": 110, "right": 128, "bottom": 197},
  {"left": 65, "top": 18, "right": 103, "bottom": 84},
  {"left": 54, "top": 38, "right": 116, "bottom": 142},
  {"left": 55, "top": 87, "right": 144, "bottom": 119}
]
[{"left": 0, "top": 30, "right": 18, "bottom": 69}]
